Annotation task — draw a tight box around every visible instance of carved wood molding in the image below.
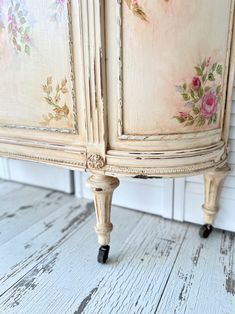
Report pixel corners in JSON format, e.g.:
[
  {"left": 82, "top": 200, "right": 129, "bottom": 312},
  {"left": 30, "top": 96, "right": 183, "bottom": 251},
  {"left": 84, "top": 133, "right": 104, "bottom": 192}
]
[
  {"left": 82, "top": 0, "right": 107, "bottom": 156},
  {"left": 87, "top": 154, "right": 105, "bottom": 169},
  {"left": 104, "top": 158, "right": 227, "bottom": 178},
  {"left": 0, "top": 150, "right": 86, "bottom": 169}
]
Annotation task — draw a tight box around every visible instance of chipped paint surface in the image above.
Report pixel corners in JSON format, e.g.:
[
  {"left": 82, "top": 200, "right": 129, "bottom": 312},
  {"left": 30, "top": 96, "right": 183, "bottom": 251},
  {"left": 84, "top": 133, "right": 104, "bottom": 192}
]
[{"left": 0, "top": 181, "right": 234, "bottom": 313}]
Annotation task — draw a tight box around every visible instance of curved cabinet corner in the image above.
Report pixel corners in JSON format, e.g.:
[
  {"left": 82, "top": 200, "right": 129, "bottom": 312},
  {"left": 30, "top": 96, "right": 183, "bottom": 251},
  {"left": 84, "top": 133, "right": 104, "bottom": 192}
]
[{"left": 104, "top": 0, "right": 235, "bottom": 177}]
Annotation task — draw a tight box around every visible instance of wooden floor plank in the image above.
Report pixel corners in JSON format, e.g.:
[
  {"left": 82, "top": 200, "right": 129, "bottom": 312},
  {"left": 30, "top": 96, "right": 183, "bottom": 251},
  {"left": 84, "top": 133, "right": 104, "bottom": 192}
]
[
  {"left": 0, "top": 198, "right": 91, "bottom": 294},
  {"left": 81, "top": 218, "right": 188, "bottom": 314},
  {"left": 0, "top": 180, "right": 24, "bottom": 197},
  {"left": 0, "top": 206, "right": 144, "bottom": 314},
  {"left": 0, "top": 181, "right": 234, "bottom": 314},
  {"left": 156, "top": 225, "right": 235, "bottom": 314},
  {"left": 0, "top": 187, "right": 72, "bottom": 246}
]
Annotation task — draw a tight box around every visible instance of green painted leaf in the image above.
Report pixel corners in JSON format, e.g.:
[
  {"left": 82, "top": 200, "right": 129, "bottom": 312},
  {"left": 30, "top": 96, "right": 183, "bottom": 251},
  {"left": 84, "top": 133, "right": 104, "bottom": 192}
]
[
  {"left": 8, "top": 23, "right": 12, "bottom": 33},
  {"left": 174, "top": 116, "right": 185, "bottom": 123},
  {"left": 188, "top": 115, "right": 194, "bottom": 121},
  {"left": 15, "top": 3, "right": 20, "bottom": 11},
  {"left": 192, "top": 106, "right": 200, "bottom": 114},
  {"left": 18, "top": 11, "right": 23, "bottom": 18},
  {"left": 208, "top": 73, "right": 215, "bottom": 81},
  {"left": 201, "top": 59, "right": 207, "bottom": 71},
  {"left": 182, "top": 93, "right": 190, "bottom": 101},
  {"left": 196, "top": 115, "right": 206, "bottom": 126},
  {"left": 24, "top": 26, "right": 30, "bottom": 34},
  {"left": 25, "top": 44, "right": 30, "bottom": 55},
  {"left": 216, "top": 85, "right": 221, "bottom": 95},
  {"left": 208, "top": 117, "right": 213, "bottom": 125},
  {"left": 216, "top": 64, "right": 223, "bottom": 75},
  {"left": 20, "top": 17, "right": 26, "bottom": 24},
  {"left": 212, "top": 63, "right": 217, "bottom": 72},
  {"left": 184, "top": 120, "right": 194, "bottom": 127},
  {"left": 202, "top": 74, "right": 207, "bottom": 83},
  {"left": 195, "top": 67, "right": 203, "bottom": 76},
  {"left": 190, "top": 89, "right": 195, "bottom": 99},
  {"left": 198, "top": 86, "right": 204, "bottom": 98}
]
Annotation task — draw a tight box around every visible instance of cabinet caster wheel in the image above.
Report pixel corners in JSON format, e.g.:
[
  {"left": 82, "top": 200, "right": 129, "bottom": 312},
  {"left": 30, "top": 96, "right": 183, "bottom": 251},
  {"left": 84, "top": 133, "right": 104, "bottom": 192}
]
[
  {"left": 199, "top": 224, "right": 213, "bottom": 238},
  {"left": 97, "top": 245, "right": 110, "bottom": 264}
]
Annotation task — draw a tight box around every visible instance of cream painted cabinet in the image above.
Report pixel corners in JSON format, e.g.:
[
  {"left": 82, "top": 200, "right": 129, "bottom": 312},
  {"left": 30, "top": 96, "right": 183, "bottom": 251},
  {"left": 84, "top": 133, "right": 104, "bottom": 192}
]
[{"left": 0, "top": 0, "right": 235, "bottom": 263}]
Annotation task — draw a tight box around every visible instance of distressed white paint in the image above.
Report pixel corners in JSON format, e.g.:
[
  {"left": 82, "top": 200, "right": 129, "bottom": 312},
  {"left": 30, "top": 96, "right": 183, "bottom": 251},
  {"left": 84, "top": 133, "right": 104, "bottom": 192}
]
[
  {"left": 0, "top": 182, "right": 234, "bottom": 314},
  {"left": 0, "top": 0, "right": 234, "bottom": 255},
  {"left": 0, "top": 186, "right": 72, "bottom": 246},
  {"left": 157, "top": 225, "right": 235, "bottom": 314}
]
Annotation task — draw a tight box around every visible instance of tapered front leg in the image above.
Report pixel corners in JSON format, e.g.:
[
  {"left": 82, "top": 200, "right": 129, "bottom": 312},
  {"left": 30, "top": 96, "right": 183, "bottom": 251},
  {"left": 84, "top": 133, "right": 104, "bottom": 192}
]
[
  {"left": 200, "top": 164, "right": 230, "bottom": 238},
  {"left": 87, "top": 174, "right": 120, "bottom": 263}
]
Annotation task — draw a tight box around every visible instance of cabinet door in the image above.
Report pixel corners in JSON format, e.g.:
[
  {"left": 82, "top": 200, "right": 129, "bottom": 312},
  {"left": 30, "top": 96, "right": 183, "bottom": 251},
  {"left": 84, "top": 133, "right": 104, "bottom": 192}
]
[
  {"left": 0, "top": 0, "right": 86, "bottom": 169},
  {"left": 105, "top": 0, "right": 234, "bottom": 152}
]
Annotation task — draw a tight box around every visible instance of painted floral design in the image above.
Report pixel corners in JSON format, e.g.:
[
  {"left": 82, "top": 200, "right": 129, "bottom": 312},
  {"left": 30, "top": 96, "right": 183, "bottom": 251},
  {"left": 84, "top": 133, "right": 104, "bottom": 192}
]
[
  {"left": 7, "top": 0, "right": 32, "bottom": 55},
  {"left": 173, "top": 57, "right": 223, "bottom": 127},
  {"left": 0, "top": 0, "right": 5, "bottom": 31},
  {"left": 124, "top": 0, "right": 148, "bottom": 21},
  {"left": 40, "top": 76, "right": 71, "bottom": 127},
  {"left": 50, "top": 0, "right": 66, "bottom": 22}
]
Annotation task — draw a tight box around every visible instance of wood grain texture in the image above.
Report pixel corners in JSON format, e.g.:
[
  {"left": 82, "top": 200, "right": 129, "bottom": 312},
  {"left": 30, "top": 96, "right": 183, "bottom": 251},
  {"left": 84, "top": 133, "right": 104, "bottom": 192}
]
[
  {"left": 0, "top": 186, "right": 72, "bottom": 246},
  {"left": 0, "top": 198, "right": 92, "bottom": 295},
  {"left": 0, "top": 182, "right": 234, "bottom": 314},
  {"left": 157, "top": 225, "right": 235, "bottom": 314},
  {"left": 0, "top": 191, "right": 144, "bottom": 313}
]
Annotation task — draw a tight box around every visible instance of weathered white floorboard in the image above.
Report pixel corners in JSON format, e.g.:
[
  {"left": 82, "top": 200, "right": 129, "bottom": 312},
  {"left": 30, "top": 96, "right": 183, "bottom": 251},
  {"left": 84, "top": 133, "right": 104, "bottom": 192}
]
[
  {"left": 0, "top": 198, "right": 91, "bottom": 294},
  {"left": 0, "top": 187, "right": 72, "bottom": 246},
  {"left": 156, "top": 226, "right": 235, "bottom": 314},
  {"left": 0, "top": 182, "right": 234, "bottom": 314},
  {"left": 0, "top": 205, "right": 144, "bottom": 313},
  {"left": 0, "top": 180, "right": 23, "bottom": 197},
  {"left": 82, "top": 218, "right": 188, "bottom": 314}
]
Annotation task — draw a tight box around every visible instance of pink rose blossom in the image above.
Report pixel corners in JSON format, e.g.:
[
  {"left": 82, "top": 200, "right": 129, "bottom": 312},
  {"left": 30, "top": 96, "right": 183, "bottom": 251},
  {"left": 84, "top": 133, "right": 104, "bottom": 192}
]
[
  {"left": 132, "top": 0, "right": 139, "bottom": 4},
  {"left": 179, "top": 112, "right": 188, "bottom": 119},
  {"left": 191, "top": 76, "right": 201, "bottom": 91},
  {"left": 200, "top": 91, "right": 218, "bottom": 118}
]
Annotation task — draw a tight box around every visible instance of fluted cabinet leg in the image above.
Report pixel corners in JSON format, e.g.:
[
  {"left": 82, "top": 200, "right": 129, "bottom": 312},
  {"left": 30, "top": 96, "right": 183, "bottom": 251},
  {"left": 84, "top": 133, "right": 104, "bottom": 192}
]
[
  {"left": 199, "top": 164, "right": 230, "bottom": 238},
  {"left": 87, "top": 174, "right": 120, "bottom": 263}
]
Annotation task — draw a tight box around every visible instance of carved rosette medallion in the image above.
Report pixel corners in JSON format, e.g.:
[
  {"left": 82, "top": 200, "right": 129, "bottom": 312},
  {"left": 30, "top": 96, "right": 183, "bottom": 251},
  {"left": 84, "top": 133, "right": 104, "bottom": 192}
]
[{"left": 87, "top": 154, "right": 105, "bottom": 169}]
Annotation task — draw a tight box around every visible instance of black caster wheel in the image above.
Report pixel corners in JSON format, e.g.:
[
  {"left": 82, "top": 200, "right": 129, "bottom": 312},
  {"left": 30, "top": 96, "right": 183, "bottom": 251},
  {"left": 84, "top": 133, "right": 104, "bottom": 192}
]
[
  {"left": 199, "top": 224, "right": 213, "bottom": 238},
  {"left": 97, "top": 245, "right": 110, "bottom": 264}
]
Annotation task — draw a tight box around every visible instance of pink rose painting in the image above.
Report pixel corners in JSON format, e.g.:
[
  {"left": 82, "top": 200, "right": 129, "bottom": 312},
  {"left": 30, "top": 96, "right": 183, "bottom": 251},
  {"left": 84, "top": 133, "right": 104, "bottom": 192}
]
[
  {"left": 0, "top": 0, "right": 32, "bottom": 55},
  {"left": 191, "top": 76, "right": 201, "bottom": 91},
  {"left": 174, "top": 57, "right": 223, "bottom": 127},
  {"left": 200, "top": 91, "right": 218, "bottom": 119}
]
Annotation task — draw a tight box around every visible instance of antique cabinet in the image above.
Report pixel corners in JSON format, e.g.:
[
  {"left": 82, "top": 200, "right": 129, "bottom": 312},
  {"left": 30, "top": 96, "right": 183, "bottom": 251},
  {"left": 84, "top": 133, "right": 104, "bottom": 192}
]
[{"left": 0, "top": 0, "right": 234, "bottom": 263}]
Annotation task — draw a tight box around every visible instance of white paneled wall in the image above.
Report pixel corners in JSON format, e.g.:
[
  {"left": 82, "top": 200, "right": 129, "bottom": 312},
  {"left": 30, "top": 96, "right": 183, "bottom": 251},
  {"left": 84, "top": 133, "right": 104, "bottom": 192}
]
[
  {"left": 75, "top": 172, "right": 174, "bottom": 219},
  {"left": 0, "top": 159, "right": 74, "bottom": 193},
  {"left": 173, "top": 82, "right": 235, "bottom": 232}
]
